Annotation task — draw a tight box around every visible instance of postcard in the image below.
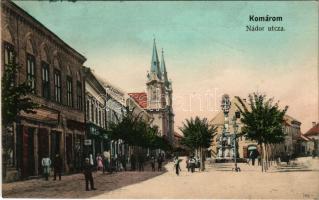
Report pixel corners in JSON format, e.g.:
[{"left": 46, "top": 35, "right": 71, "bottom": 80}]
[{"left": 1, "top": 0, "right": 318, "bottom": 199}]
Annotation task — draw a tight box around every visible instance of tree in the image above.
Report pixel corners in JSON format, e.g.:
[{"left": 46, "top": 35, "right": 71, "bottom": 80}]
[
  {"left": 235, "top": 93, "right": 288, "bottom": 172},
  {"left": 2, "top": 56, "right": 38, "bottom": 178},
  {"left": 107, "top": 106, "right": 170, "bottom": 155},
  {"left": 180, "top": 117, "right": 217, "bottom": 171}
]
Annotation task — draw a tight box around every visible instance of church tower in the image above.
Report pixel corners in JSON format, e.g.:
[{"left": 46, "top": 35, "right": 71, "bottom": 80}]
[
  {"left": 146, "top": 39, "right": 174, "bottom": 143},
  {"left": 160, "top": 49, "right": 174, "bottom": 143},
  {"left": 147, "top": 39, "right": 166, "bottom": 110}
]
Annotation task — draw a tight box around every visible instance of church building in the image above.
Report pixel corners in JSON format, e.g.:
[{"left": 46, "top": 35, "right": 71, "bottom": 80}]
[{"left": 129, "top": 39, "right": 174, "bottom": 144}]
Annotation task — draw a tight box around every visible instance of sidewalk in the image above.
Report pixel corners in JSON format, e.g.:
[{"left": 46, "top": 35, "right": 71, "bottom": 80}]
[{"left": 2, "top": 163, "right": 166, "bottom": 198}]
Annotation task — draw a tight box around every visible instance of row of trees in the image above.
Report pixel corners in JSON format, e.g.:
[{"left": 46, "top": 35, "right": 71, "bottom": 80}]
[{"left": 107, "top": 107, "right": 171, "bottom": 154}]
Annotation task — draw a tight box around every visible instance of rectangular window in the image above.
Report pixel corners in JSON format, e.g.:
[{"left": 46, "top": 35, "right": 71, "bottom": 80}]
[
  {"left": 42, "top": 62, "right": 50, "bottom": 99},
  {"left": 67, "top": 77, "right": 73, "bottom": 107},
  {"left": 26, "top": 54, "right": 36, "bottom": 93},
  {"left": 99, "top": 110, "right": 101, "bottom": 126},
  {"left": 95, "top": 107, "right": 98, "bottom": 124},
  {"left": 86, "top": 100, "right": 90, "bottom": 120},
  {"left": 54, "top": 70, "right": 61, "bottom": 103},
  {"left": 91, "top": 103, "right": 94, "bottom": 122},
  {"left": 76, "top": 81, "right": 83, "bottom": 110}
]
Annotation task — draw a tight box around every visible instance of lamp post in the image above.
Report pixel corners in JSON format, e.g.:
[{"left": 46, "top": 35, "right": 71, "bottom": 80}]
[{"left": 232, "top": 111, "right": 241, "bottom": 172}]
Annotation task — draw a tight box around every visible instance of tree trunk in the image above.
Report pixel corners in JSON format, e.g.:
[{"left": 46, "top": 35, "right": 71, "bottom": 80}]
[
  {"left": 264, "top": 144, "right": 267, "bottom": 171},
  {"left": 265, "top": 144, "right": 269, "bottom": 171},
  {"left": 260, "top": 143, "right": 264, "bottom": 172},
  {"left": 200, "top": 147, "right": 205, "bottom": 171}
]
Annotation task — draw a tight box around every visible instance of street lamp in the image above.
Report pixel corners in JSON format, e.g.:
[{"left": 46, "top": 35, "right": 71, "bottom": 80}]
[{"left": 232, "top": 111, "right": 241, "bottom": 172}]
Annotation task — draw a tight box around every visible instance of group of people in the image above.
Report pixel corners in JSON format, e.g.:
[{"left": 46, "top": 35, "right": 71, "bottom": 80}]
[
  {"left": 247, "top": 150, "right": 261, "bottom": 166},
  {"left": 186, "top": 156, "right": 200, "bottom": 173},
  {"left": 41, "top": 154, "right": 63, "bottom": 181},
  {"left": 149, "top": 154, "right": 164, "bottom": 172}
]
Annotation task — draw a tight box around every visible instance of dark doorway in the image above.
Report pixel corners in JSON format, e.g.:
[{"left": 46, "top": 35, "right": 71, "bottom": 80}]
[
  {"left": 66, "top": 134, "right": 73, "bottom": 171},
  {"left": 38, "top": 128, "right": 49, "bottom": 175},
  {"left": 22, "top": 126, "right": 35, "bottom": 178},
  {"left": 51, "top": 131, "right": 61, "bottom": 160}
]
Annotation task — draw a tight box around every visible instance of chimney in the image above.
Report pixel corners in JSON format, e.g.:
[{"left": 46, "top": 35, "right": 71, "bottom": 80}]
[{"left": 312, "top": 122, "right": 316, "bottom": 127}]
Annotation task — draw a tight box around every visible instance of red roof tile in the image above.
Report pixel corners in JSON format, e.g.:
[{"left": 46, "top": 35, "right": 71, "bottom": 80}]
[
  {"left": 128, "top": 92, "right": 147, "bottom": 109},
  {"left": 304, "top": 123, "right": 319, "bottom": 137}
]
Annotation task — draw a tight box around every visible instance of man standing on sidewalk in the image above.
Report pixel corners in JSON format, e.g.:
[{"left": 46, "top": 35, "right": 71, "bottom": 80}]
[
  {"left": 83, "top": 158, "right": 97, "bottom": 191},
  {"left": 53, "top": 154, "right": 62, "bottom": 181},
  {"left": 41, "top": 155, "right": 51, "bottom": 181}
]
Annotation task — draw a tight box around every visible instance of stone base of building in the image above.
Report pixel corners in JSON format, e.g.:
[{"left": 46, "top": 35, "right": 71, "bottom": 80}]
[{"left": 4, "top": 168, "right": 20, "bottom": 183}]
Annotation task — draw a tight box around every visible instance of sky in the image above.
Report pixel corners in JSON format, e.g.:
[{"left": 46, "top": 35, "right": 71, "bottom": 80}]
[{"left": 14, "top": 1, "right": 318, "bottom": 133}]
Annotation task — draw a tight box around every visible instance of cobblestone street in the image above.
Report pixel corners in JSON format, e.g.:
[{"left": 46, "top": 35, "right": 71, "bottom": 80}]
[{"left": 2, "top": 157, "right": 319, "bottom": 199}]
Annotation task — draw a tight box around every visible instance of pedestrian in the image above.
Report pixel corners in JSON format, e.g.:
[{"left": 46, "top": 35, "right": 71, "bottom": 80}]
[
  {"left": 96, "top": 153, "right": 103, "bottom": 172},
  {"left": 251, "top": 151, "right": 256, "bottom": 166},
  {"left": 89, "top": 154, "right": 94, "bottom": 166},
  {"left": 130, "top": 154, "right": 136, "bottom": 171},
  {"left": 151, "top": 156, "right": 156, "bottom": 171},
  {"left": 121, "top": 155, "right": 127, "bottom": 171},
  {"left": 83, "top": 158, "right": 97, "bottom": 191},
  {"left": 41, "top": 155, "right": 51, "bottom": 181},
  {"left": 103, "top": 151, "right": 110, "bottom": 173},
  {"left": 53, "top": 154, "right": 62, "bottom": 181},
  {"left": 312, "top": 150, "right": 316, "bottom": 158},
  {"left": 138, "top": 153, "right": 144, "bottom": 172},
  {"left": 157, "top": 155, "right": 163, "bottom": 171},
  {"left": 186, "top": 157, "right": 190, "bottom": 172},
  {"left": 174, "top": 156, "right": 181, "bottom": 176},
  {"left": 189, "top": 156, "right": 196, "bottom": 173},
  {"left": 257, "top": 152, "right": 261, "bottom": 166}
]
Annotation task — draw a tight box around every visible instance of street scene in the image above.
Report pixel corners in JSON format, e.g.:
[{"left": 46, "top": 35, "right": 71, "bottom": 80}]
[
  {"left": 3, "top": 157, "right": 319, "bottom": 199},
  {"left": 1, "top": 0, "right": 318, "bottom": 199}
]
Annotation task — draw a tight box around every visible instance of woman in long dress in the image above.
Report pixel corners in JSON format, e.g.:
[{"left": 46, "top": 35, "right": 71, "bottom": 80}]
[{"left": 96, "top": 154, "right": 104, "bottom": 171}]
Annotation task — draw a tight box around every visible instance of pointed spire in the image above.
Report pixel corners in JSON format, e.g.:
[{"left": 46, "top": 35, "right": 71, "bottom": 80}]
[
  {"left": 150, "top": 38, "right": 162, "bottom": 79},
  {"left": 161, "top": 49, "right": 169, "bottom": 86}
]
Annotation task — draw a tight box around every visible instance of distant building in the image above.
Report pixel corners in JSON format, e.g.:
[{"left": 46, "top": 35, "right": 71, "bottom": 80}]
[
  {"left": 100, "top": 80, "right": 127, "bottom": 160},
  {"left": 83, "top": 67, "right": 107, "bottom": 159},
  {"left": 296, "top": 134, "right": 315, "bottom": 156},
  {"left": 1, "top": 0, "right": 86, "bottom": 181},
  {"left": 210, "top": 96, "right": 301, "bottom": 159},
  {"left": 303, "top": 122, "right": 319, "bottom": 156}
]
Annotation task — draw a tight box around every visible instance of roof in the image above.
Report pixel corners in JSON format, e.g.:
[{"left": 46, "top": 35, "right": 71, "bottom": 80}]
[
  {"left": 304, "top": 123, "right": 319, "bottom": 137},
  {"left": 128, "top": 92, "right": 147, "bottom": 109},
  {"left": 298, "top": 134, "right": 312, "bottom": 141},
  {"left": 174, "top": 132, "right": 183, "bottom": 139}
]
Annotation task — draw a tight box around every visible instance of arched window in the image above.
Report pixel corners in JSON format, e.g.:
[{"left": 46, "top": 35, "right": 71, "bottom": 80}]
[{"left": 26, "top": 38, "right": 36, "bottom": 94}]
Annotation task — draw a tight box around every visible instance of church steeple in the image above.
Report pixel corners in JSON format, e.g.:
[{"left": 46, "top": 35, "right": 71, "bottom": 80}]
[
  {"left": 150, "top": 38, "right": 162, "bottom": 80},
  {"left": 161, "top": 49, "right": 169, "bottom": 87}
]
